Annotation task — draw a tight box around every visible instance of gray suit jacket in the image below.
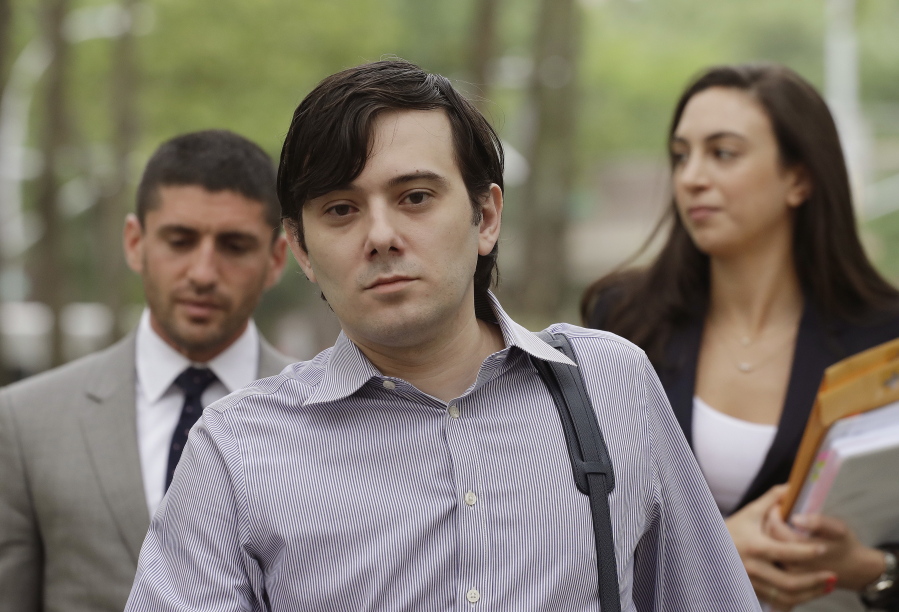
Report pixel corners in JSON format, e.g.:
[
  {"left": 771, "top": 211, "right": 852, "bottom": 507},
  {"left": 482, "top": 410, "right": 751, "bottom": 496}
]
[{"left": 0, "top": 331, "right": 294, "bottom": 612}]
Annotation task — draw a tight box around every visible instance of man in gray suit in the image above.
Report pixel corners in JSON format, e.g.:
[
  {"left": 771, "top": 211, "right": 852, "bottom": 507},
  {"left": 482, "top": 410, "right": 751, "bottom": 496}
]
[{"left": 0, "top": 130, "right": 293, "bottom": 612}]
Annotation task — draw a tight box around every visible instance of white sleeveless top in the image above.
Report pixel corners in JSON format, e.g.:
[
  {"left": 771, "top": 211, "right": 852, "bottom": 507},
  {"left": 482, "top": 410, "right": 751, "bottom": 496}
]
[{"left": 692, "top": 396, "right": 777, "bottom": 515}]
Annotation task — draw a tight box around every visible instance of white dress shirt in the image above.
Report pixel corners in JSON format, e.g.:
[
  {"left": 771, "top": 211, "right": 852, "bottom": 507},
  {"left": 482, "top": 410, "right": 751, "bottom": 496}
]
[{"left": 134, "top": 309, "right": 260, "bottom": 516}]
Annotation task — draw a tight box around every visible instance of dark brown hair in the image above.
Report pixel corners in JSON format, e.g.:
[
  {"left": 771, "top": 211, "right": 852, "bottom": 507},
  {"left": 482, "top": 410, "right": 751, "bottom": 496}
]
[
  {"left": 581, "top": 63, "right": 898, "bottom": 367},
  {"left": 277, "top": 59, "right": 504, "bottom": 303},
  {"left": 137, "top": 130, "right": 280, "bottom": 231}
]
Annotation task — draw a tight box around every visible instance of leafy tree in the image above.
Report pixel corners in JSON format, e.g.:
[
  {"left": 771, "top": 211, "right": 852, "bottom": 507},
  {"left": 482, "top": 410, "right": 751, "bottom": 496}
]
[{"left": 4, "top": 0, "right": 899, "bottom": 366}]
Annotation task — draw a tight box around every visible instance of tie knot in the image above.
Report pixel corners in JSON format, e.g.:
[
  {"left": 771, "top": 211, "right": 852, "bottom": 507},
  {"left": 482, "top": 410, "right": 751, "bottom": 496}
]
[{"left": 174, "top": 366, "right": 218, "bottom": 399}]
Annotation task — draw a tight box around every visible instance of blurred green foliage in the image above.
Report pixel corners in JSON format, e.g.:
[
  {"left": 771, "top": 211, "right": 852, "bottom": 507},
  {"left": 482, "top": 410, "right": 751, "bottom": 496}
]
[
  {"left": 578, "top": 0, "right": 825, "bottom": 156},
  {"left": 5, "top": 0, "right": 899, "bottom": 339},
  {"left": 865, "top": 210, "right": 899, "bottom": 280}
]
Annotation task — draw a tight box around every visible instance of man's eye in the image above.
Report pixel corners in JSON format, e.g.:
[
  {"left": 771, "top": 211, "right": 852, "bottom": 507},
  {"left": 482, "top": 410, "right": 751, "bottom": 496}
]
[
  {"left": 168, "top": 238, "right": 192, "bottom": 249},
  {"left": 222, "top": 241, "right": 251, "bottom": 254},
  {"left": 405, "top": 191, "right": 431, "bottom": 205},
  {"left": 326, "top": 204, "right": 355, "bottom": 217}
]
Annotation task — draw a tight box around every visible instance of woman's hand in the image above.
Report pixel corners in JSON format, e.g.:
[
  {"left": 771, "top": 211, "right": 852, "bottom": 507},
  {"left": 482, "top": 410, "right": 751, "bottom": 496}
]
[
  {"left": 726, "top": 485, "right": 836, "bottom": 610},
  {"left": 767, "top": 510, "right": 886, "bottom": 591}
]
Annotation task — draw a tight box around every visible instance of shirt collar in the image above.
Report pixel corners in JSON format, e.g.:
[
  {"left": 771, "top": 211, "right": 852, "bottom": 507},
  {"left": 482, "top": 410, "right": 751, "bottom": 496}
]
[
  {"left": 305, "top": 291, "right": 574, "bottom": 406},
  {"left": 487, "top": 292, "right": 577, "bottom": 367},
  {"left": 135, "top": 309, "right": 259, "bottom": 403}
]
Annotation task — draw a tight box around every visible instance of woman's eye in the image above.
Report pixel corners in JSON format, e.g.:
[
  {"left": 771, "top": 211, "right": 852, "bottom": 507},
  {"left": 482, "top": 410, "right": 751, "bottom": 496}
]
[
  {"left": 715, "top": 149, "right": 736, "bottom": 160},
  {"left": 670, "top": 151, "right": 687, "bottom": 166}
]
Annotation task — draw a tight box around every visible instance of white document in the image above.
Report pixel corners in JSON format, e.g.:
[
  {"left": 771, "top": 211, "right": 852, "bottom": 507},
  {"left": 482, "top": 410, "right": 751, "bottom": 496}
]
[
  {"left": 787, "top": 401, "right": 899, "bottom": 612},
  {"left": 792, "top": 400, "right": 899, "bottom": 521}
]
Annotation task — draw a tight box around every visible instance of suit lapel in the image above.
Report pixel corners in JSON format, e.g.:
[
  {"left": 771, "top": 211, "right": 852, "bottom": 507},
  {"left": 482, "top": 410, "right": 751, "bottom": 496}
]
[
  {"left": 78, "top": 334, "right": 150, "bottom": 563},
  {"left": 662, "top": 319, "right": 704, "bottom": 447},
  {"left": 257, "top": 337, "right": 294, "bottom": 378},
  {"left": 73, "top": 332, "right": 291, "bottom": 565}
]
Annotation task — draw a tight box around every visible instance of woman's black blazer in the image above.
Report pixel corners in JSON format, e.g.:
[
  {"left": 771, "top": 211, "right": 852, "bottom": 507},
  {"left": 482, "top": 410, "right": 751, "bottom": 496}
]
[{"left": 588, "top": 298, "right": 899, "bottom": 513}]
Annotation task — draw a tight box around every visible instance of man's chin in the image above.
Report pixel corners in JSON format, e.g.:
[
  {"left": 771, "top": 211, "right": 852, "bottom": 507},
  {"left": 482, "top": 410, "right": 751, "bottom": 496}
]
[
  {"left": 347, "top": 314, "right": 442, "bottom": 350},
  {"left": 164, "top": 321, "right": 232, "bottom": 359}
]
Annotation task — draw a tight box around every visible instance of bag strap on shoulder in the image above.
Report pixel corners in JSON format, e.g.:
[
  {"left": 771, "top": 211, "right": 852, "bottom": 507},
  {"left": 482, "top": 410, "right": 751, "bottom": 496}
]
[{"left": 532, "top": 330, "right": 621, "bottom": 612}]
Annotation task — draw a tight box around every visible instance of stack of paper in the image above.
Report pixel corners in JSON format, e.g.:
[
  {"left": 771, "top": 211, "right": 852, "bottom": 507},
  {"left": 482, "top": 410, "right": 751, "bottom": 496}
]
[
  {"left": 781, "top": 336, "right": 899, "bottom": 518},
  {"left": 779, "top": 338, "right": 899, "bottom": 612},
  {"left": 791, "top": 400, "right": 899, "bottom": 545}
]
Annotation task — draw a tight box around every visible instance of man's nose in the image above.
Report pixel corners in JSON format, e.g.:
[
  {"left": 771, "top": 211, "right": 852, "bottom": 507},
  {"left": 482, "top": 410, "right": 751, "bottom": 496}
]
[
  {"left": 187, "top": 240, "right": 218, "bottom": 289},
  {"left": 364, "top": 202, "right": 404, "bottom": 258}
]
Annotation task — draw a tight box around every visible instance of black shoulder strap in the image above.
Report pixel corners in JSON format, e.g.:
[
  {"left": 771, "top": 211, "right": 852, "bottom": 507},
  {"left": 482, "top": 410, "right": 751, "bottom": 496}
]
[{"left": 533, "top": 331, "right": 621, "bottom": 612}]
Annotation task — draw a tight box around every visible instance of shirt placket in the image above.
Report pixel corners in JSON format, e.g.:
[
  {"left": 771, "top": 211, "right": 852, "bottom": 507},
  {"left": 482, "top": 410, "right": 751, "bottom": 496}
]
[
  {"left": 445, "top": 392, "right": 490, "bottom": 610},
  {"left": 443, "top": 353, "right": 513, "bottom": 611}
]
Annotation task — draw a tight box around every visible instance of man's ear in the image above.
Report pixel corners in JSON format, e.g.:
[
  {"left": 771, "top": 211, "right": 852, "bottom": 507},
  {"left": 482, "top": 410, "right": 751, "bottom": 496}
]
[
  {"left": 477, "top": 183, "right": 503, "bottom": 256},
  {"left": 283, "top": 220, "right": 317, "bottom": 284},
  {"left": 122, "top": 214, "right": 145, "bottom": 273},
  {"left": 786, "top": 165, "right": 813, "bottom": 208},
  {"left": 263, "top": 233, "right": 290, "bottom": 290}
]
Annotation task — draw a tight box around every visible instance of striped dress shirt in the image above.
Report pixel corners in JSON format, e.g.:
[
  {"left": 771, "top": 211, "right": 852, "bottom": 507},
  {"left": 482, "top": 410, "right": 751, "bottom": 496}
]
[{"left": 126, "top": 296, "right": 760, "bottom": 612}]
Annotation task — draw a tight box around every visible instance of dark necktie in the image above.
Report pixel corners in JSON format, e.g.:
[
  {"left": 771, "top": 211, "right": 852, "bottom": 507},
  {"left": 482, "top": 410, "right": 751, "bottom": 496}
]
[{"left": 166, "top": 366, "right": 218, "bottom": 491}]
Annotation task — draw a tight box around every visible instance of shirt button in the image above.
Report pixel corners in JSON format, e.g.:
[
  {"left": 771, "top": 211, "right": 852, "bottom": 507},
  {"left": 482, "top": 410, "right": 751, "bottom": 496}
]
[
  {"left": 464, "top": 491, "right": 478, "bottom": 506},
  {"left": 466, "top": 588, "right": 481, "bottom": 603},
  {"left": 382, "top": 380, "right": 396, "bottom": 390},
  {"left": 448, "top": 405, "right": 460, "bottom": 419}
]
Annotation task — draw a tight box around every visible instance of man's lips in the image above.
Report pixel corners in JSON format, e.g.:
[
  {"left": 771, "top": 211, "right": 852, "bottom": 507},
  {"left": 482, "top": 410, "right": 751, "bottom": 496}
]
[
  {"left": 364, "top": 275, "right": 416, "bottom": 292},
  {"left": 177, "top": 299, "right": 223, "bottom": 317}
]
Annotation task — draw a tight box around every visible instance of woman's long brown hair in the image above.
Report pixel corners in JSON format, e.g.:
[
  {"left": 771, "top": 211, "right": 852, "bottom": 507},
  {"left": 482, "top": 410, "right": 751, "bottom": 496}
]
[{"left": 581, "top": 63, "right": 899, "bottom": 368}]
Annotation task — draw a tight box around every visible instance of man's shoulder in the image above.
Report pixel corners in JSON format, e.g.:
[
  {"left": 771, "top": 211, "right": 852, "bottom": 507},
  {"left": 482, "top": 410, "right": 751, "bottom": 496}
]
[
  {"left": 544, "top": 322, "right": 648, "bottom": 363},
  {"left": 0, "top": 334, "right": 134, "bottom": 405}
]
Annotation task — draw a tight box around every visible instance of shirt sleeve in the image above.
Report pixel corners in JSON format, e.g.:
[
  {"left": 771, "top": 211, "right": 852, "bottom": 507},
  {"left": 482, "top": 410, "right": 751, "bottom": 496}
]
[
  {"left": 125, "top": 410, "right": 265, "bottom": 612},
  {"left": 0, "top": 392, "right": 42, "bottom": 612},
  {"left": 631, "top": 356, "right": 762, "bottom": 612}
]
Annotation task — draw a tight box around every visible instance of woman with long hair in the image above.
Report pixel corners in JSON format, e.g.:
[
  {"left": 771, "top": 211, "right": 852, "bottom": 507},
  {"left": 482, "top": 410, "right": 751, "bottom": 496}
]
[{"left": 582, "top": 64, "right": 899, "bottom": 611}]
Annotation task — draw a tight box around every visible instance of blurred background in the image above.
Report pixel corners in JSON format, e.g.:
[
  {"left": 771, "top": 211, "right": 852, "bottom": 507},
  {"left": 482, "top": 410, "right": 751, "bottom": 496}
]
[{"left": 1, "top": 0, "right": 898, "bottom": 382}]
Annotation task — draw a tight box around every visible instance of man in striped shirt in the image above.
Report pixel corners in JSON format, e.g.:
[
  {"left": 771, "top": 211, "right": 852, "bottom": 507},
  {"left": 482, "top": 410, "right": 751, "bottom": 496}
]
[{"left": 125, "top": 60, "right": 761, "bottom": 611}]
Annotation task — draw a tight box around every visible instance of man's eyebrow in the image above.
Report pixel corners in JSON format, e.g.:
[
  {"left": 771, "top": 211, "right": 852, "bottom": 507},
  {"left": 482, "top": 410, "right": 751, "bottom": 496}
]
[
  {"left": 156, "top": 224, "right": 198, "bottom": 235},
  {"left": 317, "top": 171, "right": 452, "bottom": 200},
  {"left": 386, "top": 171, "right": 450, "bottom": 190},
  {"left": 216, "top": 231, "right": 260, "bottom": 244},
  {"left": 156, "top": 225, "right": 259, "bottom": 242},
  {"left": 322, "top": 172, "right": 450, "bottom": 197}
]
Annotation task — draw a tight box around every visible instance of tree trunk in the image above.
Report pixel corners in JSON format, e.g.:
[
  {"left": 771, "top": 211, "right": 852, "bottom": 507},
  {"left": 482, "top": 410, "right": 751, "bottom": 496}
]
[
  {"left": 468, "top": 0, "right": 500, "bottom": 111},
  {"left": 33, "top": 0, "right": 70, "bottom": 367},
  {"left": 0, "top": 0, "right": 10, "bottom": 382},
  {"left": 518, "top": 0, "right": 581, "bottom": 323},
  {"left": 96, "top": 0, "right": 139, "bottom": 338},
  {"left": 0, "top": 0, "right": 10, "bottom": 90},
  {"left": 0, "top": 0, "right": 10, "bottom": 92}
]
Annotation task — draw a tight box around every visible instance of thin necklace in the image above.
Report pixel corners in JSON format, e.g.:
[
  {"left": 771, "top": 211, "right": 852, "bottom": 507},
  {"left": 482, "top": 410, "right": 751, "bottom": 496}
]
[{"left": 714, "top": 322, "right": 799, "bottom": 374}]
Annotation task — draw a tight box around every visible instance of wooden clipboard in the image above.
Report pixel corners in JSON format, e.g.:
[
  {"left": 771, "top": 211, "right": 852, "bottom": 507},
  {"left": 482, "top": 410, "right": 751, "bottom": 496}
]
[{"left": 780, "top": 336, "right": 899, "bottom": 518}]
